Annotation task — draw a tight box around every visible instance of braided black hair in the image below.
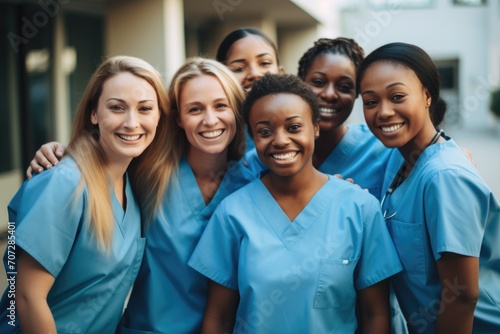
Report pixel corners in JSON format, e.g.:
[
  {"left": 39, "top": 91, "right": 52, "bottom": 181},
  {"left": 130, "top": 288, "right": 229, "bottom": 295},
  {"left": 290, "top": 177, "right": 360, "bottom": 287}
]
[{"left": 297, "top": 37, "right": 364, "bottom": 83}]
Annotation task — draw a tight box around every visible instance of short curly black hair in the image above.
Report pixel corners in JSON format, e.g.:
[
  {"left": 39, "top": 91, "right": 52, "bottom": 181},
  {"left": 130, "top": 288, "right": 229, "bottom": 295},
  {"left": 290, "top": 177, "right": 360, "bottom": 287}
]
[{"left": 243, "top": 73, "right": 320, "bottom": 137}]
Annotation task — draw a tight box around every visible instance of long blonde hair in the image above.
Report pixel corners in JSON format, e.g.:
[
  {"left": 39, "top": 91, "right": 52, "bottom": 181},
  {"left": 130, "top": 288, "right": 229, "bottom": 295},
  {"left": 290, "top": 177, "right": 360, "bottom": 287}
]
[{"left": 67, "top": 55, "right": 170, "bottom": 251}]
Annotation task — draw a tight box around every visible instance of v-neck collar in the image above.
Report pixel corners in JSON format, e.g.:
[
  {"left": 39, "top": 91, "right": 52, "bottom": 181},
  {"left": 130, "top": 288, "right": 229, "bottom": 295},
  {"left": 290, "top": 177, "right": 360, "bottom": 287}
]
[
  {"left": 112, "top": 173, "right": 131, "bottom": 237},
  {"left": 248, "top": 178, "right": 335, "bottom": 249},
  {"left": 178, "top": 156, "right": 250, "bottom": 224}
]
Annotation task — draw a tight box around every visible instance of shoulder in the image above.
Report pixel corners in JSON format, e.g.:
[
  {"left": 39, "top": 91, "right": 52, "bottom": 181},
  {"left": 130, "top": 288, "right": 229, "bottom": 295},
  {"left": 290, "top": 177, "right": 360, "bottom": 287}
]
[
  {"left": 423, "top": 140, "right": 482, "bottom": 181},
  {"left": 327, "top": 177, "right": 380, "bottom": 208},
  {"left": 25, "top": 157, "right": 82, "bottom": 192}
]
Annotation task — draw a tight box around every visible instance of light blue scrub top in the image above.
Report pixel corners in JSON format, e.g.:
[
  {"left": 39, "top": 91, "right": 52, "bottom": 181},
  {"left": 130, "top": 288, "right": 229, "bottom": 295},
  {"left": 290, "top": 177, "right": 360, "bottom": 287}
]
[
  {"left": 318, "top": 124, "right": 392, "bottom": 200},
  {"left": 0, "top": 157, "right": 145, "bottom": 333},
  {"left": 382, "top": 139, "right": 500, "bottom": 334},
  {"left": 118, "top": 156, "right": 257, "bottom": 334},
  {"left": 189, "top": 177, "right": 402, "bottom": 333}
]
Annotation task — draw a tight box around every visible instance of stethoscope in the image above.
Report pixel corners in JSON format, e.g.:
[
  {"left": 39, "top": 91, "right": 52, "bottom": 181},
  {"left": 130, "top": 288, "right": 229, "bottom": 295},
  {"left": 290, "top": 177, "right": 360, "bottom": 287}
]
[{"left": 381, "top": 129, "right": 444, "bottom": 221}]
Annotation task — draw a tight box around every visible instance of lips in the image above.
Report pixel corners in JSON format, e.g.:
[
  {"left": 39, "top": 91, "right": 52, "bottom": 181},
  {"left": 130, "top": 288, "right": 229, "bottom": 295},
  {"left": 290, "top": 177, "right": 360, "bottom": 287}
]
[
  {"left": 319, "top": 107, "right": 339, "bottom": 114},
  {"left": 380, "top": 123, "right": 403, "bottom": 133},
  {"left": 200, "top": 129, "right": 224, "bottom": 138},
  {"left": 117, "top": 134, "right": 142, "bottom": 141},
  {"left": 271, "top": 152, "right": 297, "bottom": 160}
]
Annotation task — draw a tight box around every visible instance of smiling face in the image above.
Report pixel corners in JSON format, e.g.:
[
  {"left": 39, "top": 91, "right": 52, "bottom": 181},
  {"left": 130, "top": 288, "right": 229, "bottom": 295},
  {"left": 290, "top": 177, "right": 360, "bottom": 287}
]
[
  {"left": 177, "top": 74, "right": 237, "bottom": 159},
  {"left": 225, "top": 34, "right": 281, "bottom": 94},
  {"left": 249, "top": 93, "right": 319, "bottom": 178},
  {"left": 303, "top": 53, "right": 356, "bottom": 134},
  {"left": 91, "top": 71, "right": 160, "bottom": 165},
  {"left": 360, "top": 61, "right": 436, "bottom": 158}
]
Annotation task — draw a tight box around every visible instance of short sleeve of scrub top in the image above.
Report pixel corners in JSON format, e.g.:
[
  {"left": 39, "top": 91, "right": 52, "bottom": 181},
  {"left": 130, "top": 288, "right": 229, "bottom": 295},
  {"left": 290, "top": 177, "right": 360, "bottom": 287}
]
[
  {"left": 188, "top": 200, "right": 241, "bottom": 290},
  {"left": 424, "top": 168, "right": 489, "bottom": 260},
  {"left": 10, "top": 158, "right": 84, "bottom": 277}
]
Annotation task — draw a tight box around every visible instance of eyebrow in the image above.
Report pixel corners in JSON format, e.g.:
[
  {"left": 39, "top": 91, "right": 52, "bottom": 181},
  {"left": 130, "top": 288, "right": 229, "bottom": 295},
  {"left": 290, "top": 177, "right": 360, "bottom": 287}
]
[
  {"left": 361, "top": 82, "right": 406, "bottom": 96},
  {"left": 228, "top": 52, "right": 273, "bottom": 65},
  {"left": 106, "top": 98, "right": 155, "bottom": 104},
  {"left": 255, "top": 115, "right": 303, "bottom": 125},
  {"left": 183, "top": 97, "right": 229, "bottom": 106}
]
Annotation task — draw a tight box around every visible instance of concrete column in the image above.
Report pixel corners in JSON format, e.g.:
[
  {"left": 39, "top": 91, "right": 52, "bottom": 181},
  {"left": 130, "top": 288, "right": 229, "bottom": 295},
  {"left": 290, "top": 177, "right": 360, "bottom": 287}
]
[{"left": 106, "top": 0, "right": 185, "bottom": 82}]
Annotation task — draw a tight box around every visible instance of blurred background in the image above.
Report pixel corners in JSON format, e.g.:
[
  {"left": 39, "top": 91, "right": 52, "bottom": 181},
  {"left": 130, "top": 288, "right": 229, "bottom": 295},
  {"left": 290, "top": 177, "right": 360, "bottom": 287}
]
[{"left": 1, "top": 0, "right": 499, "bottom": 234}]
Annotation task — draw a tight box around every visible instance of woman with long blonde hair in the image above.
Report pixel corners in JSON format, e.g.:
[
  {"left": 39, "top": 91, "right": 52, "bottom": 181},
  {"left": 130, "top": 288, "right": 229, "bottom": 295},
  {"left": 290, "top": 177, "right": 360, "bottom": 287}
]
[
  {"left": 118, "top": 57, "right": 256, "bottom": 333},
  {"left": 0, "top": 55, "right": 169, "bottom": 333}
]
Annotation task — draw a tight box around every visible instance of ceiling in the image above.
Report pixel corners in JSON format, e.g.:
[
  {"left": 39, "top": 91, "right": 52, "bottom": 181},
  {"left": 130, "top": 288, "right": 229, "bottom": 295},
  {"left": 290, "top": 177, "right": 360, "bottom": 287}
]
[{"left": 183, "top": 0, "right": 319, "bottom": 28}]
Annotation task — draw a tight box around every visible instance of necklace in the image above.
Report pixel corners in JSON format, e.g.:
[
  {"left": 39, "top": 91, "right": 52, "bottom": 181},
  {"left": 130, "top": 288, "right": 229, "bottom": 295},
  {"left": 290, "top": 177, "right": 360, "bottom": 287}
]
[{"left": 381, "top": 129, "right": 445, "bottom": 220}]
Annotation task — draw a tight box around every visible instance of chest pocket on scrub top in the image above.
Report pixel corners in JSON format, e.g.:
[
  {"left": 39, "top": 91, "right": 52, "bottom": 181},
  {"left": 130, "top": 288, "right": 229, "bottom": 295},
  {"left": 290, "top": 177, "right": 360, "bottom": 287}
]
[
  {"left": 313, "top": 258, "right": 358, "bottom": 309},
  {"left": 387, "top": 219, "right": 425, "bottom": 275}
]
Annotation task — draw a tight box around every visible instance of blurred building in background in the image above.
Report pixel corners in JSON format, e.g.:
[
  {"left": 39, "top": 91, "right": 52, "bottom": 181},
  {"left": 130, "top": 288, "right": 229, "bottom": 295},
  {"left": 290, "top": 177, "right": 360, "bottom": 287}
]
[{"left": 1, "top": 0, "right": 499, "bottom": 231}]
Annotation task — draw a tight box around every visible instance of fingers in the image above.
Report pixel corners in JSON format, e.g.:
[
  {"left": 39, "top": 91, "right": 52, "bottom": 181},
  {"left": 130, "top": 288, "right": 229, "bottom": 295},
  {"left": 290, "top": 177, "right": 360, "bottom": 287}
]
[
  {"left": 25, "top": 142, "right": 66, "bottom": 179},
  {"left": 40, "top": 142, "right": 64, "bottom": 166},
  {"left": 345, "top": 178, "right": 355, "bottom": 184},
  {"left": 26, "top": 157, "right": 44, "bottom": 179},
  {"left": 461, "top": 147, "right": 478, "bottom": 169},
  {"left": 333, "top": 174, "right": 344, "bottom": 179}
]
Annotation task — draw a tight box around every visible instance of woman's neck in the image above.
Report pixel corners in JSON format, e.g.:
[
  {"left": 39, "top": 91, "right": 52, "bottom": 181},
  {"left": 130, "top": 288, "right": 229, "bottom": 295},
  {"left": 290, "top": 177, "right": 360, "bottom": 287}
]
[
  {"left": 399, "top": 125, "right": 444, "bottom": 170},
  {"left": 263, "top": 162, "right": 326, "bottom": 196},
  {"left": 187, "top": 148, "right": 229, "bottom": 204},
  {"left": 313, "top": 125, "right": 348, "bottom": 168}
]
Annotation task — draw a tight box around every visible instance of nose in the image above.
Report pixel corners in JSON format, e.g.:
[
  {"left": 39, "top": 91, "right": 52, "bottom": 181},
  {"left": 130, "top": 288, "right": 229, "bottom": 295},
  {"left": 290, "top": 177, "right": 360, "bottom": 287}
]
[
  {"left": 378, "top": 101, "right": 395, "bottom": 119},
  {"left": 272, "top": 128, "right": 290, "bottom": 147},
  {"left": 320, "top": 83, "right": 338, "bottom": 102},
  {"left": 203, "top": 109, "right": 219, "bottom": 127},
  {"left": 246, "top": 63, "right": 262, "bottom": 82},
  {"left": 124, "top": 111, "right": 139, "bottom": 129}
]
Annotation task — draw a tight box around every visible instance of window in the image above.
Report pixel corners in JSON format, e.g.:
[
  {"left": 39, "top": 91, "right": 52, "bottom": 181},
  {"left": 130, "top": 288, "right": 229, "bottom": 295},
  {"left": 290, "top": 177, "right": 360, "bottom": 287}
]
[
  {"left": 453, "top": 0, "right": 486, "bottom": 5},
  {"left": 368, "top": 0, "right": 435, "bottom": 9}
]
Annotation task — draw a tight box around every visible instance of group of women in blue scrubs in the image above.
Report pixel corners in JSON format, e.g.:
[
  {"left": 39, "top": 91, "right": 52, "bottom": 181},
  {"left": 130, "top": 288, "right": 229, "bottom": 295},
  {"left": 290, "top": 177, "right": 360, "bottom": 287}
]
[
  {"left": 0, "top": 56, "right": 170, "bottom": 332},
  {"left": 188, "top": 73, "right": 402, "bottom": 333},
  {"left": 18, "top": 28, "right": 500, "bottom": 333},
  {"left": 358, "top": 42, "right": 500, "bottom": 333}
]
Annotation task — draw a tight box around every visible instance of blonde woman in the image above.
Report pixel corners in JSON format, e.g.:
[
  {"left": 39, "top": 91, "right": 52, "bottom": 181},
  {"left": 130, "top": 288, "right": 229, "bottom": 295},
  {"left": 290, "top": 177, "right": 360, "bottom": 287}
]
[
  {"left": 0, "top": 56, "right": 169, "bottom": 333},
  {"left": 117, "top": 57, "right": 256, "bottom": 333}
]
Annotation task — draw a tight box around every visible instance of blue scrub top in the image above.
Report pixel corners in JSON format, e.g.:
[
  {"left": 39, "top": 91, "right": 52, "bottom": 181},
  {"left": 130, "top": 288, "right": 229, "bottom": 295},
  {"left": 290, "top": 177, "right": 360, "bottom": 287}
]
[
  {"left": 317, "top": 124, "right": 392, "bottom": 200},
  {"left": 189, "top": 177, "right": 402, "bottom": 333},
  {"left": 382, "top": 139, "right": 500, "bottom": 333},
  {"left": 118, "top": 156, "right": 257, "bottom": 334},
  {"left": 0, "top": 157, "right": 145, "bottom": 333}
]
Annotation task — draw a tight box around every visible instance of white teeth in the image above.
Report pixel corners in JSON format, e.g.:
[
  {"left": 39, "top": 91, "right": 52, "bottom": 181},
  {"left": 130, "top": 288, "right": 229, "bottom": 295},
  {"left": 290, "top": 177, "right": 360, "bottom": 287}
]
[
  {"left": 201, "top": 130, "right": 223, "bottom": 138},
  {"left": 118, "top": 134, "right": 141, "bottom": 141},
  {"left": 381, "top": 124, "right": 403, "bottom": 132},
  {"left": 244, "top": 87, "right": 252, "bottom": 93},
  {"left": 272, "top": 152, "right": 297, "bottom": 160},
  {"left": 320, "top": 107, "right": 338, "bottom": 114}
]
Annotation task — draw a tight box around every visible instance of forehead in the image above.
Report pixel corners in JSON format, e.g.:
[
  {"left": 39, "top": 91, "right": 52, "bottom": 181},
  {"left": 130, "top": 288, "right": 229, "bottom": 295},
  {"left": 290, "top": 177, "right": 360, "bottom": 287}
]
[
  {"left": 101, "top": 72, "right": 156, "bottom": 99},
  {"left": 308, "top": 53, "right": 356, "bottom": 77},
  {"left": 250, "top": 93, "right": 312, "bottom": 119},
  {"left": 361, "top": 61, "right": 420, "bottom": 88},
  {"left": 180, "top": 74, "right": 227, "bottom": 101},
  {"left": 226, "top": 34, "right": 276, "bottom": 60}
]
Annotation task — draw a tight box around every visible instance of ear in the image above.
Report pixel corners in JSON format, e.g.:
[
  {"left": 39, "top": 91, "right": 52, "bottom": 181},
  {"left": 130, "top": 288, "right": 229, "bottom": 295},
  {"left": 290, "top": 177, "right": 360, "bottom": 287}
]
[
  {"left": 91, "top": 111, "right": 98, "bottom": 125},
  {"left": 314, "top": 122, "right": 320, "bottom": 139},
  {"left": 278, "top": 66, "right": 285, "bottom": 74},
  {"left": 424, "top": 88, "right": 432, "bottom": 107},
  {"left": 176, "top": 114, "right": 183, "bottom": 128}
]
